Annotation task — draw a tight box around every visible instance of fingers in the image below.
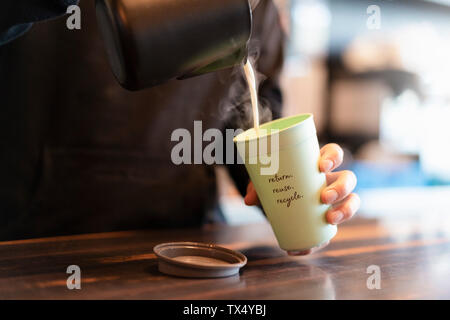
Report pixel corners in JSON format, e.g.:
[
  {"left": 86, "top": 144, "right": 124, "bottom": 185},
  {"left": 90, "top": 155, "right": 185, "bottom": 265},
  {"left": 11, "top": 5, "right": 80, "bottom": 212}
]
[
  {"left": 326, "top": 193, "right": 360, "bottom": 225},
  {"left": 244, "top": 182, "right": 260, "bottom": 206},
  {"left": 319, "top": 143, "right": 344, "bottom": 173},
  {"left": 321, "top": 170, "right": 357, "bottom": 205}
]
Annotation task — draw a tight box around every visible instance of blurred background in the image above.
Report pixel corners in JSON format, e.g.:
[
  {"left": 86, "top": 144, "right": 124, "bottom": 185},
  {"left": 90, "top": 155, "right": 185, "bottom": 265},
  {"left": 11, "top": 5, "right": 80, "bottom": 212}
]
[{"left": 218, "top": 0, "right": 450, "bottom": 227}]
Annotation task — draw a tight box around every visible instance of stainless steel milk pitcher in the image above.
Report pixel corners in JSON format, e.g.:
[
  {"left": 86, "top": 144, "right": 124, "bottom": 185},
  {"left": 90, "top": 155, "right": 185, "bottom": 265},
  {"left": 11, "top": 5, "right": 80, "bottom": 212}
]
[{"left": 95, "top": 0, "right": 253, "bottom": 90}]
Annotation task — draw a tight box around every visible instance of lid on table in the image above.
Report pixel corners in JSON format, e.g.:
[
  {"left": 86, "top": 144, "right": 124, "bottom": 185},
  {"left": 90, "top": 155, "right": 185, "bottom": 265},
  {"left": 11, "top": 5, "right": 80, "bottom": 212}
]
[{"left": 153, "top": 242, "right": 247, "bottom": 278}]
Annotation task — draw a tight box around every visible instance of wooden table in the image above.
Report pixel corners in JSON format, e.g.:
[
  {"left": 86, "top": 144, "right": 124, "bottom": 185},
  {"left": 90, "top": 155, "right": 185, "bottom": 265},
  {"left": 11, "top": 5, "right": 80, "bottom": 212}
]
[{"left": 0, "top": 217, "right": 449, "bottom": 299}]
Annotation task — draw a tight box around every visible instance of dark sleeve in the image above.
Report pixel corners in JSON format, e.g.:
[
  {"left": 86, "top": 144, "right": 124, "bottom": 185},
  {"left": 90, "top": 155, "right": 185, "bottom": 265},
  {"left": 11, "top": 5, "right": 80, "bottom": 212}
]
[
  {"left": 224, "top": 0, "right": 285, "bottom": 197},
  {"left": 0, "top": 0, "right": 79, "bottom": 45}
]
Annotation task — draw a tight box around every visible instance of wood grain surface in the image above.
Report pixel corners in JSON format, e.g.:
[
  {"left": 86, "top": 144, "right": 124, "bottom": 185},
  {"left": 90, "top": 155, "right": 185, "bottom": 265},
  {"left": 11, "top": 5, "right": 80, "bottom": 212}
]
[{"left": 0, "top": 216, "right": 449, "bottom": 299}]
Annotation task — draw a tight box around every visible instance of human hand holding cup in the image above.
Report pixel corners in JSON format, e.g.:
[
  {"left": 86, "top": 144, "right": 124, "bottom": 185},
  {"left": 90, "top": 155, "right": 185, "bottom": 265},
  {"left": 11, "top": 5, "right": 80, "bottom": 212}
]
[{"left": 234, "top": 114, "right": 359, "bottom": 255}]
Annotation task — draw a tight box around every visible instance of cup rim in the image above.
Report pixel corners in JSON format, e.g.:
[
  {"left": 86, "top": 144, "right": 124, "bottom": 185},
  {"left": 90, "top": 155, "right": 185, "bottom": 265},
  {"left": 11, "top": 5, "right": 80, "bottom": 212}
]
[{"left": 234, "top": 113, "right": 313, "bottom": 143}]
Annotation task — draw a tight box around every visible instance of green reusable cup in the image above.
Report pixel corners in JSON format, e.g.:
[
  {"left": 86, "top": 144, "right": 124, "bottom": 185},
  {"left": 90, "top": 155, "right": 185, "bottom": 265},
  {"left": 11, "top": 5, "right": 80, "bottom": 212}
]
[{"left": 234, "top": 114, "right": 337, "bottom": 252}]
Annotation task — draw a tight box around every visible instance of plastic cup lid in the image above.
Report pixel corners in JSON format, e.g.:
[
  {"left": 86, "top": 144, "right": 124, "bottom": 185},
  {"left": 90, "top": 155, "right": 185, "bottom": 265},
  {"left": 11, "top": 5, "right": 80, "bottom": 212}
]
[{"left": 153, "top": 242, "right": 247, "bottom": 278}]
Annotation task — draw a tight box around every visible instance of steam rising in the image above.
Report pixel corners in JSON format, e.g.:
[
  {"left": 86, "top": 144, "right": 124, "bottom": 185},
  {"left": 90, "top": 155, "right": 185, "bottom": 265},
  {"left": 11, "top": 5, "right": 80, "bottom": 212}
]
[{"left": 219, "top": 46, "right": 273, "bottom": 131}]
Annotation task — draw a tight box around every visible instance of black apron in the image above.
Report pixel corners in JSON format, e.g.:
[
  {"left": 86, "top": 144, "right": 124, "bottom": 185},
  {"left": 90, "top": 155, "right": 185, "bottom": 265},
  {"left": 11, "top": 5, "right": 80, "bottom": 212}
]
[{"left": 0, "top": 0, "right": 284, "bottom": 240}]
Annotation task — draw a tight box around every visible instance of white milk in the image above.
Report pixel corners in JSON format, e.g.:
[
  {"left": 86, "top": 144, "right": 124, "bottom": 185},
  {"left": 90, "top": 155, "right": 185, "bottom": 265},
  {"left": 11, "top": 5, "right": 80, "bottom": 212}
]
[{"left": 243, "top": 60, "right": 260, "bottom": 135}]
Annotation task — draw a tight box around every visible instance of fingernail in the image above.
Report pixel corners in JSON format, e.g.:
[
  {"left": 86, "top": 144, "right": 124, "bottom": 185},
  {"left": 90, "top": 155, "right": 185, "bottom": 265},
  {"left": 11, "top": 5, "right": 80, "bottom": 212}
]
[
  {"left": 321, "top": 159, "right": 333, "bottom": 172},
  {"left": 324, "top": 189, "right": 338, "bottom": 204},
  {"left": 331, "top": 211, "right": 344, "bottom": 225}
]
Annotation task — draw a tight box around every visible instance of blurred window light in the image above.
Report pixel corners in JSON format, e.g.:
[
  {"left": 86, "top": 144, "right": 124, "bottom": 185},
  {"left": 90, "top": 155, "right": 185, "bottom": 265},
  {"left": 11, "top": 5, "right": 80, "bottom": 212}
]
[
  {"left": 289, "top": 0, "right": 331, "bottom": 57},
  {"left": 420, "top": 101, "right": 450, "bottom": 183},
  {"left": 343, "top": 22, "right": 450, "bottom": 97},
  {"left": 426, "top": 0, "right": 450, "bottom": 6},
  {"left": 359, "top": 186, "right": 450, "bottom": 237},
  {"left": 380, "top": 90, "right": 422, "bottom": 155},
  {"left": 392, "top": 23, "right": 450, "bottom": 97},
  {"left": 380, "top": 90, "right": 450, "bottom": 183}
]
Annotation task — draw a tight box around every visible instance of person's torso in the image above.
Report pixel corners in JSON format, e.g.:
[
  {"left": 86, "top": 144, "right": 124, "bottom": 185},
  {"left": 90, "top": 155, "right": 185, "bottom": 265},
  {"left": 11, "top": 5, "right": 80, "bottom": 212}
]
[{"left": 0, "top": 1, "right": 242, "bottom": 239}]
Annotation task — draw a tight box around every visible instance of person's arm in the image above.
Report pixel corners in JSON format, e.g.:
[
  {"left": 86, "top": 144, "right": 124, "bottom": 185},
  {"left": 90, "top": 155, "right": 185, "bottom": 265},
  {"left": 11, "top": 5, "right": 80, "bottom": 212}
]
[
  {"left": 0, "top": 0, "right": 79, "bottom": 45},
  {"left": 224, "top": 0, "right": 285, "bottom": 197}
]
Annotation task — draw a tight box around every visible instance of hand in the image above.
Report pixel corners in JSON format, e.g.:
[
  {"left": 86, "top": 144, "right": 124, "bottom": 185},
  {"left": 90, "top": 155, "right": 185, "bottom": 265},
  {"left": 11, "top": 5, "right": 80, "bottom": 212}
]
[{"left": 244, "top": 143, "right": 360, "bottom": 255}]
